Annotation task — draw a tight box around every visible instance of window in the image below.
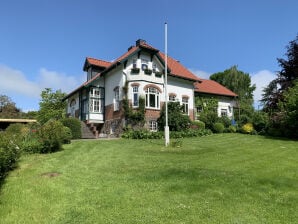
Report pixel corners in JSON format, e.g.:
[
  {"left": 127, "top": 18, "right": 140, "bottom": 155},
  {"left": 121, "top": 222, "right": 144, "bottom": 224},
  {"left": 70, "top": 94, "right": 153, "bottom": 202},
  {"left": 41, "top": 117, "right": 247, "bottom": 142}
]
[
  {"left": 141, "top": 58, "right": 148, "bottom": 70},
  {"left": 132, "top": 86, "right": 139, "bottom": 107},
  {"left": 197, "top": 106, "right": 203, "bottom": 113},
  {"left": 114, "top": 87, "right": 120, "bottom": 111},
  {"left": 145, "top": 87, "right": 160, "bottom": 109},
  {"left": 132, "top": 59, "right": 137, "bottom": 68},
  {"left": 221, "top": 109, "right": 228, "bottom": 117},
  {"left": 152, "top": 63, "right": 157, "bottom": 73},
  {"left": 149, "top": 120, "right": 158, "bottom": 131},
  {"left": 182, "top": 97, "right": 189, "bottom": 114},
  {"left": 70, "top": 99, "right": 76, "bottom": 117},
  {"left": 89, "top": 87, "right": 103, "bottom": 113},
  {"left": 169, "top": 94, "right": 176, "bottom": 102}
]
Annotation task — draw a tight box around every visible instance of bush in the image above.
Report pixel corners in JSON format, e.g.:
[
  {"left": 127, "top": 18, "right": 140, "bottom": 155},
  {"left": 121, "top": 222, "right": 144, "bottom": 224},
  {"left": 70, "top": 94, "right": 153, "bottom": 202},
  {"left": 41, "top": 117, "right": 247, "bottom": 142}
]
[
  {"left": 157, "top": 102, "right": 191, "bottom": 131},
  {"left": 252, "top": 111, "right": 269, "bottom": 133},
  {"left": 121, "top": 129, "right": 212, "bottom": 139},
  {"left": 21, "top": 137, "right": 42, "bottom": 154},
  {"left": 241, "top": 123, "right": 254, "bottom": 134},
  {"left": 61, "top": 117, "right": 82, "bottom": 139},
  {"left": 218, "top": 116, "right": 232, "bottom": 128},
  {"left": 191, "top": 120, "right": 205, "bottom": 130},
  {"left": 36, "top": 120, "right": 65, "bottom": 153},
  {"left": 0, "top": 132, "right": 22, "bottom": 179},
  {"left": 227, "top": 125, "right": 237, "bottom": 133},
  {"left": 213, "top": 122, "right": 225, "bottom": 133},
  {"left": 62, "top": 126, "right": 72, "bottom": 144}
]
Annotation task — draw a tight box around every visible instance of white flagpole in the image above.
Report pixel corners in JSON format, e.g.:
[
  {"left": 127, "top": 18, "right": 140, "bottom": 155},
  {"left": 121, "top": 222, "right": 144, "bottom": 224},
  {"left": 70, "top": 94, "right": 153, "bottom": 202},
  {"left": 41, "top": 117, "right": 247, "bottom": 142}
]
[{"left": 164, "top": 22, "right": 170, "bottom": 146}]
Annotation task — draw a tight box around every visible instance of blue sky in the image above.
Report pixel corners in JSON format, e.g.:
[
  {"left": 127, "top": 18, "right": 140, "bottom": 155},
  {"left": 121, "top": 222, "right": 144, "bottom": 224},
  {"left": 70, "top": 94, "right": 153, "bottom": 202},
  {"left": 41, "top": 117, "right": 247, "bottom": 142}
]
[{"left": 1, "top": 0, "right": 297, "bottom": 111}]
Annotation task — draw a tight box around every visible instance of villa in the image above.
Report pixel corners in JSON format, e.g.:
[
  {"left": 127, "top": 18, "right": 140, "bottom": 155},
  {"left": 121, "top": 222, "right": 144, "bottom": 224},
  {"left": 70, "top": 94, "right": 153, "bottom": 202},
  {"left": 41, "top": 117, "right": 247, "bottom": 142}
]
[{"left": 64, "top": 39, "right": 237, "bottom": 138}]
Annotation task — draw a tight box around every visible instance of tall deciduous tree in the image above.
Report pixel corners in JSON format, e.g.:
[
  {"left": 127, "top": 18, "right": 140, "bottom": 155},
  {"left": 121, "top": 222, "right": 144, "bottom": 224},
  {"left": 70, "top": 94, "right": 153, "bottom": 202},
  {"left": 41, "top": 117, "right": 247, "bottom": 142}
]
[
  {"left": 210, "top": 66, "right": 256, "bottom": 124},
  {"left": 0, "top": 95, "right": 20, "bottom": 118},
  {"left": 261, "top": 35, "right": 298, "bottom": 112},
  {"left": 37, "top": 88, "right": 67, "bottom": 124}
]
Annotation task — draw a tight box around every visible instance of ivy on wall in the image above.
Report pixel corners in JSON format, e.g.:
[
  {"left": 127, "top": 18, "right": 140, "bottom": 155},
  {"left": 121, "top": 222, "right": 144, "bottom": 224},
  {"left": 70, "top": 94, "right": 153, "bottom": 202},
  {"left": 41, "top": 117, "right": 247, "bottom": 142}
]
[{"left": 122, "top": 82, "right": 145, "bottom": 128}]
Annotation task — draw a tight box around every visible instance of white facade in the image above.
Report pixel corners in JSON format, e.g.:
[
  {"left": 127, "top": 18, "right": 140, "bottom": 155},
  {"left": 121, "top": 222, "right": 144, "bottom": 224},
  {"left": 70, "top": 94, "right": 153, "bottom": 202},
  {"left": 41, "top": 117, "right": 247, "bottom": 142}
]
[{"left": 217, "top": 98, "right": 237, "bottom": 118}]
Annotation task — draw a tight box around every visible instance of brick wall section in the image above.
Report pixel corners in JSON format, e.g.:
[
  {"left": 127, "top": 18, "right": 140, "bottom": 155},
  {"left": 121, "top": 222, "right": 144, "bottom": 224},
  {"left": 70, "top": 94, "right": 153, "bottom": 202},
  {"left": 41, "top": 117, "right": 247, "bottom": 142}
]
[{"left": 100, "top": 102, "right": 125, "bottom": 137}]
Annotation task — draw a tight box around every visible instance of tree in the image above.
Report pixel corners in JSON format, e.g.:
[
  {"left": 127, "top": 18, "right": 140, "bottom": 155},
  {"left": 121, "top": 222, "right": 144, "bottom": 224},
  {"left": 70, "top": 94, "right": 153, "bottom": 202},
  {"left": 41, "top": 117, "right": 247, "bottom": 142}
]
[
  {"left": 279, "top": 81, "right": 298, "bottom": 138},
  {"left": 157, "top": 102, "right": 191, "bottom": 131},
  {"left": 0, "top": 95, "right": 20, "bottom": 118},
  {"left": 210, "top": 66, "right": 256, "bottom": 124},
  {"left": 261, "top": 35, "right": 298, "bottom": 112},
  {"left": 37, "top": 88, "right": 67, "bottom": 124}
]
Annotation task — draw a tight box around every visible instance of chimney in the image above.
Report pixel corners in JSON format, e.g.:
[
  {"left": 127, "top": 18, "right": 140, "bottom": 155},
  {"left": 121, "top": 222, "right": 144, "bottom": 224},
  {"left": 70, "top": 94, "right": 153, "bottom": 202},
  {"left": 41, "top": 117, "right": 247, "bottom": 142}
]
[
  {"left": 136, "top": 39, "right": 146, "bottom": 46},
  {"left": 127, "top": 45, "right": 134, "bottom": 51}
]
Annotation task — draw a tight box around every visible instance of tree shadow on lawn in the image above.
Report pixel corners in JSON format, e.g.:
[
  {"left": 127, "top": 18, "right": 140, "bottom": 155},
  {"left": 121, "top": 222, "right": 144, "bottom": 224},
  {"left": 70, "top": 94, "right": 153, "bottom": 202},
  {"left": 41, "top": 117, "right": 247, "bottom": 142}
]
[
  {"left": 263, "top": 135, "right": 298, "bottom": 142},
  {"left": 138, "top": 167, "right": 298, "bottom": 196}
]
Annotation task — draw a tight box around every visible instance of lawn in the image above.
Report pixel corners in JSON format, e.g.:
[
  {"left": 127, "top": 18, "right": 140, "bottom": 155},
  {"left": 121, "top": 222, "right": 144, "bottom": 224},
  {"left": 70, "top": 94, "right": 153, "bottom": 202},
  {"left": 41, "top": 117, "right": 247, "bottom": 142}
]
[{"left": 0, "top": 134, "right": 297, "bottom": 223}]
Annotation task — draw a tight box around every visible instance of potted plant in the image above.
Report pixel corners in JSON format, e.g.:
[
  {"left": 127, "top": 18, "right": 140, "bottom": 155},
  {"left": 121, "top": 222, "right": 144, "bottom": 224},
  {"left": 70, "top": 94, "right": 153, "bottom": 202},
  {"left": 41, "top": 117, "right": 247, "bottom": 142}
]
[
  {"left": 131, "top": 67, "right": 140, "bottom": 74},
  {"left": 144, "top": 68, "right": 152, "bottom": 75}
]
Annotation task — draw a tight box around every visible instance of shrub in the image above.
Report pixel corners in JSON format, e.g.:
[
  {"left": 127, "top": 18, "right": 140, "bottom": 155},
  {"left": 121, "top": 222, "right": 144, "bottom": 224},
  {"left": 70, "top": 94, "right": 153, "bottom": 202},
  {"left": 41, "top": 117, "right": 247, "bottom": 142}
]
[
  {"left": 36, "top": 120, "right": 65, "bottom": 153},
  {"left": 157, "top": 102, "right": 191, "bottom": 131},
  {"left": 21, "top": 137, "right": 42, "bottom": 154},
  {"left": 62, "top": 126, "right": 72, "bottom": 144},
  {"left": 191, "top": 120, "right": 205, "bottom": 130},
  {"left": 218, "top": 116, "right": 232, "bottom": 128},
  {"left": 227, "top": 125, "right": 237, "bottom": 133},
  {"left": 0, "top": 132, "right": 22, "bottom": 179},
  {"left": 252, "top": 111, "right": 269, "bottom": 133},
  {"left": 213, "top": 122, "right": 225, "bottom": 133},
  {"left": 241, "top": 123, "right": 254, "bottom": 134},
  {"left": 121, "top": 129, "right": 212, "bottom": 139},
  {"left": 61, "top": 117, "right": 82, "bottom": 139}
]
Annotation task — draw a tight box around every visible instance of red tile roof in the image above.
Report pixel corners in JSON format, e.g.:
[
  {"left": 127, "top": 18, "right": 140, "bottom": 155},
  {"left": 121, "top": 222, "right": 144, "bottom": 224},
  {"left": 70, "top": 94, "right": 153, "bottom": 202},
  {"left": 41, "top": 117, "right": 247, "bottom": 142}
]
[
  {"left": 65, "top": 40, "right": 201, "bottom": 98},
  {"left": 86, "top": 57, "right": 112, "bottom": 68},
  {"left": 195, "top": 79, "right": 237, "bottom": 97},
  {"left": 159, "top": 52, "right": 199, "bottom": 81}
]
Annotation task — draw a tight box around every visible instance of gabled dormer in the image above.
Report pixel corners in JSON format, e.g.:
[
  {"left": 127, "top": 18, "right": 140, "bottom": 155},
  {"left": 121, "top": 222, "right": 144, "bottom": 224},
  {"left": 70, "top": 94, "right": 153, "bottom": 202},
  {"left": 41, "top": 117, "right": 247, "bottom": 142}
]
[{"left": 83, "top": 57, "right": 112, "bottom": 81}]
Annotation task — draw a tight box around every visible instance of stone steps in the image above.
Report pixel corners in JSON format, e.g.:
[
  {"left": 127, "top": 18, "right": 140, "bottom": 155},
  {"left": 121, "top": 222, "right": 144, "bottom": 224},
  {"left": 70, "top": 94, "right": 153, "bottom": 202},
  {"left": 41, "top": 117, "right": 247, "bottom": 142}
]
[{"left": 81, "top": 121, "right": 98, "bottom": 139}]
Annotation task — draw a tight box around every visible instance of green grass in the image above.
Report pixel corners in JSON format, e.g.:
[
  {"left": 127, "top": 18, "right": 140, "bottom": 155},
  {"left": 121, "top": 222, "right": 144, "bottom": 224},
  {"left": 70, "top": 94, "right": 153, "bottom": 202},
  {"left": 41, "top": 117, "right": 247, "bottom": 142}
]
[{"left": 0, "top": 134, "right": 297, "bottom": 223}]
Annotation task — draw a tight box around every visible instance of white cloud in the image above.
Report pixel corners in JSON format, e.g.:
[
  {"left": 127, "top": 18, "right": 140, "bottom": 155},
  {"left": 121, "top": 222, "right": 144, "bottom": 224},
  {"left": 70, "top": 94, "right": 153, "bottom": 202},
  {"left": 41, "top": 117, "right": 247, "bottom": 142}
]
[
  {"left": 189, "top": 69, "right": 211, "bottom": 79},
  {"left": 0, "top": 64, "right": 84, "bottom": 111},
  {"left": 0, "top": 64, "right": 41, "bottom": 98},
  {"left": 251, "top": 70, "right": 276, "bottom": 108},
  {"left": 38, "top": 68, "right": 85, "bottom": 93}
]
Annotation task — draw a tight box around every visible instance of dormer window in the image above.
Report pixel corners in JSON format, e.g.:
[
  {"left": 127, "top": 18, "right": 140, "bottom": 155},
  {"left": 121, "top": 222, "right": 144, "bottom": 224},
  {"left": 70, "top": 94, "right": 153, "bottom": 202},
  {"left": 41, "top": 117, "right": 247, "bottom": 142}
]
[
  {"left": 141, "top": 58, "right": 148, "bottom": 70},
  {"left": 133, "top": 59, "right": 137, "bottom": 68},
  {"left": 152, "top": 63, "right": 157, "bottom": 73}
]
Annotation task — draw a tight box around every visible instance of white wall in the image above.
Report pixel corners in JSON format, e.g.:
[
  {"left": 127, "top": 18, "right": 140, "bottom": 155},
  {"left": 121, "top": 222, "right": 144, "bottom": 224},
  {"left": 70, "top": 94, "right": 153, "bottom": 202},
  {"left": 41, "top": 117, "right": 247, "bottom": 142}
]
[
  {"left": 167, "top": 76, "right": 194, "bottom": 110},
  {"left": 125, "top": 54, "right": 165, "bottom": 85},
  {"left": 217, "top": 97, "right": 237, "bottom": 118},
  {"left": 105, "top": 66, "right": 124, "bottom": 105},
  {"left": 66, "top": 92, "right": 79, "bottom": 115}
]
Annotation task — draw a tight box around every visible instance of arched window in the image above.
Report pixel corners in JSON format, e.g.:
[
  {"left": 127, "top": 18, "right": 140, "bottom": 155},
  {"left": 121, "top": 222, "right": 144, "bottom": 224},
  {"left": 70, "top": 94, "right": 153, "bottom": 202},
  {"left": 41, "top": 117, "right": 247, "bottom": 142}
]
[{"left": 145, "top": 87, "right": 160, "bottom": 109}]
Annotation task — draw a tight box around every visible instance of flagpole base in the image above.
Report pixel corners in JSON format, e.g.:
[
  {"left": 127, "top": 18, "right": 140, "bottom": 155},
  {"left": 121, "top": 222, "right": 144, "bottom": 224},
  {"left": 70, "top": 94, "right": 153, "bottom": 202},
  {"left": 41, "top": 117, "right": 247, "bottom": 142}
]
[{"left": 165, "top": 126, "right": 170, "bottom": 146}]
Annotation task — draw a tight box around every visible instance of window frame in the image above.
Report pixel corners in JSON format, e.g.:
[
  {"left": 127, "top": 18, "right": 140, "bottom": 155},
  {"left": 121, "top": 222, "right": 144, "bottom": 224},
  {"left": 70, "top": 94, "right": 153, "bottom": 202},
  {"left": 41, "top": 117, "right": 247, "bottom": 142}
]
[
  {"left": 132, "top": 85, "right": 139, "bottom": 108},
  {"left": 114, "top": 87, "right": 120, "bottom": 111},
  {"left": 89, "top": 87, "right": 104, "bottom": 113},
  {"left": 182, "top": 97, "right": 189, "bottom": 114},
  {"left": 221, "top": 108, "right": 228, "bottom": 117},
  {"left": 145, "top": 87, "right": 160, "bottom": 109},
  {"left": 149, "top": 120, "right": 158, "bottom": 132}
]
